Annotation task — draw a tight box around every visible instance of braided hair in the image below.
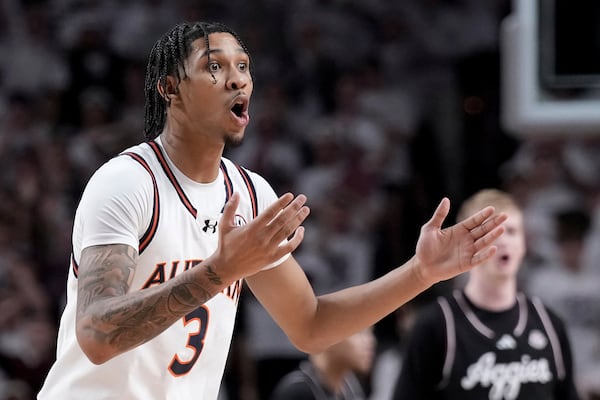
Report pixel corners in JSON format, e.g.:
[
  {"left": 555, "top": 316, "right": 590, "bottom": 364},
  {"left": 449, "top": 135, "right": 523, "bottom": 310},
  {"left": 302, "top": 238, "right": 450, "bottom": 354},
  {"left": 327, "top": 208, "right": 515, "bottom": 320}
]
[{"left": 143, "top": 21, "right": 252, "bottom": 139}]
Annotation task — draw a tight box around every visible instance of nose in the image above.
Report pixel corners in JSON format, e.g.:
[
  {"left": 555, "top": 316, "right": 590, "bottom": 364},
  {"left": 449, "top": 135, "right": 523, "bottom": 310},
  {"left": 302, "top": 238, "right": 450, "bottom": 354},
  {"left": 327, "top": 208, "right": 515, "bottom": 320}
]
[{"left": 226, "top": 69, "right": 249, "bottom": 90}]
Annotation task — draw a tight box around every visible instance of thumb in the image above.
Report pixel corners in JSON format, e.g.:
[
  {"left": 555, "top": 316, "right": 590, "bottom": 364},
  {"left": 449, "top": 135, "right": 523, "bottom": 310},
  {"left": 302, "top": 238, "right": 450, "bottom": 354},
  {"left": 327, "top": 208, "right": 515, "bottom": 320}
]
[{"left": 423, "top": 197, "right": 450, "bottom": 231}]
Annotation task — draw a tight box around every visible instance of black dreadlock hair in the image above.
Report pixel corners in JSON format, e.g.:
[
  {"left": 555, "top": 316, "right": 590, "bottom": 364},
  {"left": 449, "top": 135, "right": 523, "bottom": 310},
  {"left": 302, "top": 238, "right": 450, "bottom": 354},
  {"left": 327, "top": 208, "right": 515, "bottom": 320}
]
[{"left": 143, "top": 21, "right": 252, "bottom": 140}]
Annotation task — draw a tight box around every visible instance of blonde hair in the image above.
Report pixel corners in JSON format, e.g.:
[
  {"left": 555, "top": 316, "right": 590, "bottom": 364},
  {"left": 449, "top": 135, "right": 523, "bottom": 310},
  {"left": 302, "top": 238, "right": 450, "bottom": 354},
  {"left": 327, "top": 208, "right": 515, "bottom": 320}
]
[{"left": 457, "top": 189, "right": 520, "bottom": 222}]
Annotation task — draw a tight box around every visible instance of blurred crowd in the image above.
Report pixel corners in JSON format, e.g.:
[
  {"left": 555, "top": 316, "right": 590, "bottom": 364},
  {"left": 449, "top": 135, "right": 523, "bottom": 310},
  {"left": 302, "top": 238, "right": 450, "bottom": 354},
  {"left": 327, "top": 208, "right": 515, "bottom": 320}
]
[{"left": 0, "top": 0, "right": 598, "bottom": 399}]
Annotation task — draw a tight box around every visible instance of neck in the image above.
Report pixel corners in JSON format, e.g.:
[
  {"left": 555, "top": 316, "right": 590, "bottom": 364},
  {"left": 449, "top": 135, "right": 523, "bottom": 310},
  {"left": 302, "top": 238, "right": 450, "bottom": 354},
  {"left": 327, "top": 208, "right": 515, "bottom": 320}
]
[
  {"left": 159, "top": 129, "right": 224, "bottom": 183},
  {"left": 463, "top": 276, "right": 517, "bottom": 311},
  {"left": 310, "top": 356, "right": 347, "bottom": 394}
]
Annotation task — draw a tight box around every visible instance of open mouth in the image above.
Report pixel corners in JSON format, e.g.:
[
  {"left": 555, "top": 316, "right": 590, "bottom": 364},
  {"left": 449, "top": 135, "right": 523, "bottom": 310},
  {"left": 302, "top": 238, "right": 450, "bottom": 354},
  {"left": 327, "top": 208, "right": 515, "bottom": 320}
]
[
  {"left": 230, "top": 96, "right": 249, "bottom": 117},
  {"left": 229, "top": 97, "right": 250, "bottom": 126},
  {"left": 231, "top": 102, "right": 244, "bottom": 117}
]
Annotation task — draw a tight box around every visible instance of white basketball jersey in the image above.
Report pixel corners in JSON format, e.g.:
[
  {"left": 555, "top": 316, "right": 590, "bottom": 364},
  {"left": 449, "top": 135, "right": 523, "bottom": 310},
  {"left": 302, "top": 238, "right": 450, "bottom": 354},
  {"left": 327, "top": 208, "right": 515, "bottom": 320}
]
[{"left": 39, "top": 138, "right": 279, "bottom": 399}]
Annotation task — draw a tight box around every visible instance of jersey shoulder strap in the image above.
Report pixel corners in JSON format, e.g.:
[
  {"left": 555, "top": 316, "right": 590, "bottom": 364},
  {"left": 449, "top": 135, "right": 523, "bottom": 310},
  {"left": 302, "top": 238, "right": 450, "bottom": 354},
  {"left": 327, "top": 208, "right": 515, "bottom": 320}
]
[
  {"left": 220, "top": 158, "right": 259, "bottom": 219},
  {"left": 529, "top": 296, "right": 566, "bottom": 379},
  {"left": 436, "top": 296, "right": 456, "bottom": 390},
  {"left": 120, "top": 146, "right": 160, "bottom": 254}
]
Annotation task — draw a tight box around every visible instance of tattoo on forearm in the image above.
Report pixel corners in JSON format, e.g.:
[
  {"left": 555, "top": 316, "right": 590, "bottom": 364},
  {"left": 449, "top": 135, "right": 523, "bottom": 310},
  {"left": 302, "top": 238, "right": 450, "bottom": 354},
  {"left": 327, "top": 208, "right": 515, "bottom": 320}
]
[
  {"left": 168, "top": 281, "right": 209, "bottom": 312},
  {"left": 205, "top": 265, "right": 222, "bottom": 285},
  {"left": 189, "top": 261, "right": 222, "bottom": 286},
  {"left": 76, "top": 244, "right": 223, "bottom": 354}
]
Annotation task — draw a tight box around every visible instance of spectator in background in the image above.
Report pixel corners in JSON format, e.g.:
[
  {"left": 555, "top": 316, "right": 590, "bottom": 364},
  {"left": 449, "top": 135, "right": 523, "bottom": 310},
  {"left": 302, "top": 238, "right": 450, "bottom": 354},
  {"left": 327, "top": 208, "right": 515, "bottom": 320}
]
[
  {"left": 527, "top": 208, "right": 600, "bottom": 400},
  {"left": 0, "top": 0, "right": 69, "bottom": 99},
  {"left": 369, "top": 301, "right": 418, "bottom": 400},
  {"left": 109, "top": 0, "right": 179, "bottom": 63},
  {"left": 0, "top": 250, "right": 55, "bottom": 396},
  {"left": 60, "top": 21, "right": 124, "bottom": 129},
  {"left": 270, "top": 328, "right": 376, "bottom": 400}
]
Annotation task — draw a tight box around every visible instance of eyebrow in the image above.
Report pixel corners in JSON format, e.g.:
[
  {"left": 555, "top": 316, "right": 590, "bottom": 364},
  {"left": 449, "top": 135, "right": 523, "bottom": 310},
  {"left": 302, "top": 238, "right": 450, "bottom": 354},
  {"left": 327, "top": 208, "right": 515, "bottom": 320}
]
[{"left": 197, "top": 47, "right": 247, "bottom": 58}]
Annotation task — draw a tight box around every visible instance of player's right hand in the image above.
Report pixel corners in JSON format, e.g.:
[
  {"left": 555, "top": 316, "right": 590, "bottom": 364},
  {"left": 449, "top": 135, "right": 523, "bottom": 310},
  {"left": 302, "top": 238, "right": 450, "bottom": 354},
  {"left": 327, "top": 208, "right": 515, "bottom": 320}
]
[{"left": 212, "top": 192, "right": 310, "bottom": 281}]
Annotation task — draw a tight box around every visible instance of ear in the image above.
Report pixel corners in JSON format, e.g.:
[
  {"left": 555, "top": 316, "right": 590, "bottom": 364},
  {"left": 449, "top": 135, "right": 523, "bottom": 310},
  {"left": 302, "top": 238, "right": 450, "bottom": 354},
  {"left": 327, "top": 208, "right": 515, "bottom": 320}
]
[{"left": 157, "top": 76, "right": 179, "bottom": 105}]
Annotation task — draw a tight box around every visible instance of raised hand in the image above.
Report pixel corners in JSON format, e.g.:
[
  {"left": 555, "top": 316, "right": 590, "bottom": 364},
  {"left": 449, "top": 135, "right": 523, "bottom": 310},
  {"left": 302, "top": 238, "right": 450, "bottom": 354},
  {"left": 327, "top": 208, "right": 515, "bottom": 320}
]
[
  {"left": 213, "top": 192, "right": 310, "bottom": 281},
  {"left": 415, "top": 197, "right": 507, "bottom": 284}
]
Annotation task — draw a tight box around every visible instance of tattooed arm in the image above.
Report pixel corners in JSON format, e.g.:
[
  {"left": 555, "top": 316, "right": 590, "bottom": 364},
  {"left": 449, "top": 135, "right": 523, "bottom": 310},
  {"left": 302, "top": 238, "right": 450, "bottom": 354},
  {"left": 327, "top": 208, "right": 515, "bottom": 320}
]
[
  {"left": 75, "top": 192, "right": 309, "bottom": 364},
  {"left": 75, "top": 244, "right": 226, "bottom": 364}
]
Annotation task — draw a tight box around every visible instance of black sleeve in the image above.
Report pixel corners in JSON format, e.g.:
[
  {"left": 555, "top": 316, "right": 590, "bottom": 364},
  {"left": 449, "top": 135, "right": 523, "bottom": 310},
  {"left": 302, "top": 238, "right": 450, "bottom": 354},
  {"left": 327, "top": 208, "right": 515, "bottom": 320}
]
[
  {"left": 545, "top": 307, "right": 582, "bottom": 400},
  {"left": 392, "top": 301, "right": 448, "bottom": 400},
  {"left": 270, "top": 372, "right": 317, "bottom": 400}
]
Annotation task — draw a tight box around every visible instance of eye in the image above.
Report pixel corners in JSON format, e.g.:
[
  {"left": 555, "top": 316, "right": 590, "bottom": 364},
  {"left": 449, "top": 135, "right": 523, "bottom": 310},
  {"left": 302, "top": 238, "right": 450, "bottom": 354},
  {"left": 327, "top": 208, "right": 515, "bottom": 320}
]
[
  {"left": 208, "top": 62, "right": 220, "bottom": 72},
  {"left": 238, "top": 62, "right": 248, "bottom": 72}
]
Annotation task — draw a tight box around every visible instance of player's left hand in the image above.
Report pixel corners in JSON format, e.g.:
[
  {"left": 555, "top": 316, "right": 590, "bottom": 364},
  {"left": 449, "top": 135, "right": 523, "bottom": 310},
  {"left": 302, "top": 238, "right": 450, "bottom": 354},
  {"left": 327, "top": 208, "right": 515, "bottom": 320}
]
[{"left": 414, "top": 197, "right": 507, "bottom": 284}]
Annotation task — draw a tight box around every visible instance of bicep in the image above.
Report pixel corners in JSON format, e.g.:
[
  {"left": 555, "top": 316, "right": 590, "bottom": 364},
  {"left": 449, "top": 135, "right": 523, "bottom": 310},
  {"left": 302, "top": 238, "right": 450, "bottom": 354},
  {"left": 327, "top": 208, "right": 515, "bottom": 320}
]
[{"left": 76, "top": 244, "right": 138, "bottom": 317}]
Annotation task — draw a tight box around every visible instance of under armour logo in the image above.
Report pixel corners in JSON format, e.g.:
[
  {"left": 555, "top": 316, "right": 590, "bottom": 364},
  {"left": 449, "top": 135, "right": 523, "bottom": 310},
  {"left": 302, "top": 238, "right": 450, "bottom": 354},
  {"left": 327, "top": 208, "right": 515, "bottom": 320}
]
[{"left": 202, "top": 219, "right": 218, "bottom": 234}]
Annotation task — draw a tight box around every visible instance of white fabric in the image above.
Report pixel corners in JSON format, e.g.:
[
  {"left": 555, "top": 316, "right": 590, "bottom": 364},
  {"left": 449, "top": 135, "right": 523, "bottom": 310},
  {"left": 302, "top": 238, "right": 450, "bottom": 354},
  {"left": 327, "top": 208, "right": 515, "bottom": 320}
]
[{"left": 39, "top": 138, "right": 282, "bottom": 399}]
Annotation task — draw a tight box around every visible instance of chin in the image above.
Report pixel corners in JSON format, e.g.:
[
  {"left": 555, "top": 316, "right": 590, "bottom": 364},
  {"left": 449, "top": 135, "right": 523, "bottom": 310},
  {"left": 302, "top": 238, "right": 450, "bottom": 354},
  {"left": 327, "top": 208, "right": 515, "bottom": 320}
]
[
  {"left": 494, "top": 266, "right": 518, "bottom": 280},
  {"left": 224, "top": 132, "right": 245, "bottom": 149}
]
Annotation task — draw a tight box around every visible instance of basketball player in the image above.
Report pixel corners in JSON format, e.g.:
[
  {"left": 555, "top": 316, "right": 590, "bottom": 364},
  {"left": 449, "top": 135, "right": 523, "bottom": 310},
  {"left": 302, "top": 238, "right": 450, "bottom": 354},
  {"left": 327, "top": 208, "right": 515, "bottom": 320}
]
[
  {"left": 392, "top": 189, "right": 581, "bottom": 400},
  {"left": 270, "top": 328, "right": 376, "bottom": 400},
  {"left": 38, "top": 22, "right": 507, "bottom": 400}
]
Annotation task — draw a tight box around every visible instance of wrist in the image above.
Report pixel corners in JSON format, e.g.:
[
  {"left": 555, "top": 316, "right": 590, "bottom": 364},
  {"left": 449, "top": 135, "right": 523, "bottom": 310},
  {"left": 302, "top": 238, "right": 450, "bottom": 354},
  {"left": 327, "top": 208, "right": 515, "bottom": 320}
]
[
  {"left": 408, "top": 256, "right": 436, "bottom": 289},
  {"left": 200, "top": 254, "right": 241, "bottom": 289}
]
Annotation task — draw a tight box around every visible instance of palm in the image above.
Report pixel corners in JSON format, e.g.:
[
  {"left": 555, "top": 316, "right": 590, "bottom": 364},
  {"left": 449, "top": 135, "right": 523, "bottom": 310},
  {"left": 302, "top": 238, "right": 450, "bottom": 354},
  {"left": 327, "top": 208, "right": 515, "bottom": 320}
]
[{"left": 415, "top": 198, "right": 506, "bottom": 284}]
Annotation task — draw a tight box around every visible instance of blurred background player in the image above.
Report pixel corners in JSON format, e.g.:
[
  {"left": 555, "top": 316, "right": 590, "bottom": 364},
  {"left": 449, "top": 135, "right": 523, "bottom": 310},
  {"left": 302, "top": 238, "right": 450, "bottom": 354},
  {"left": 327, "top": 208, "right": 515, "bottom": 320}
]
[
  {"left": 392, "top": 188, "right": 581, "bottom": 400},
  {"left": 270, "top": 328, "right": 376, "bottom": 400}
]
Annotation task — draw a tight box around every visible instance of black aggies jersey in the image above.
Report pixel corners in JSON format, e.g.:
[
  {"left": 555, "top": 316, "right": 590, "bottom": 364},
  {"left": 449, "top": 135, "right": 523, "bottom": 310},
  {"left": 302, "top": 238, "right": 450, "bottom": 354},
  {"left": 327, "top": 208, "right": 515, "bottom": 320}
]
[
  {"left": 438, "top": 291, "right": 568, "bottom": 400},
  {"left": 393, "top": 290, "right": 580, "bottom": 400}
]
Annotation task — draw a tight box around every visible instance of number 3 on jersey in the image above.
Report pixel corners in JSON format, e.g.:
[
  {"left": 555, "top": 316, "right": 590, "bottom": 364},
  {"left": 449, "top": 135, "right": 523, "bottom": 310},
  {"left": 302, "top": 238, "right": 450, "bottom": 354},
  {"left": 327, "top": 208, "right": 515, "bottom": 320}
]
[{"left": 169, "top": 306, "right": 209, "bottom": 376}]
